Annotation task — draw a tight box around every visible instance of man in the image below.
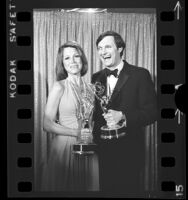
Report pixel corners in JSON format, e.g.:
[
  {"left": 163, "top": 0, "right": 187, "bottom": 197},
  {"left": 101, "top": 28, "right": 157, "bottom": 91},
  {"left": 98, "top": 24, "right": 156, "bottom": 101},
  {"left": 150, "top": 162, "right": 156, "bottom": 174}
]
[{"left": 92, "top": 31, "right": 157, "bottom": 197}]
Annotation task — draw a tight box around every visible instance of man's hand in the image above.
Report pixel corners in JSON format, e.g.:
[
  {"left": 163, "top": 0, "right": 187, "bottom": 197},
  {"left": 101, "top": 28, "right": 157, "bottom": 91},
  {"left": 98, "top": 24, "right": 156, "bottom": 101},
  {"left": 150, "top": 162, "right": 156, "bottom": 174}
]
[{"left": 103, "top": 109, "right": 124, "bottom": 127}]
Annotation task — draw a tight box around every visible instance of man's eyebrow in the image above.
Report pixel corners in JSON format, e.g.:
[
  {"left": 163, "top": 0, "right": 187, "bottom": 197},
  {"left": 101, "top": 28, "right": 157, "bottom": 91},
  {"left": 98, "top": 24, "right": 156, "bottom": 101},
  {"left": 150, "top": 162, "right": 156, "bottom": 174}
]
[{"left": 98, "top": 44, "right": 111, "bottom": 48}]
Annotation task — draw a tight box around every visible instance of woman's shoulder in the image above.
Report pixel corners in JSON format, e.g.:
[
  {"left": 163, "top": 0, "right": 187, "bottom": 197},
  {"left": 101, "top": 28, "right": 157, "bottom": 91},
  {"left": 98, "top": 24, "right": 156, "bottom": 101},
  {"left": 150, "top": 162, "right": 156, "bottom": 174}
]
[{"left": 51, "top": 80, "right": 65, "bottom": 92}]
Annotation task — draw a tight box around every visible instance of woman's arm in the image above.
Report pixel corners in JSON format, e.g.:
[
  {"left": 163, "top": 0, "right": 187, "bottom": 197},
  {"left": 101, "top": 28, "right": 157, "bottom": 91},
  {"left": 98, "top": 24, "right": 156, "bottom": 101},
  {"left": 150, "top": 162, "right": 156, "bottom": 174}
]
[{"left": 43, "top": 81, "right": 79, "bottom": 137}]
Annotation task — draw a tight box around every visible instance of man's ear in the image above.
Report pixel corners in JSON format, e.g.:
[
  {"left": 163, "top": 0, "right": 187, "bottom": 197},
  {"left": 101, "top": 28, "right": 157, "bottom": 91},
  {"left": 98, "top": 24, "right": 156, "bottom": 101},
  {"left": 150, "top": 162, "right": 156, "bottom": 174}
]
[{"left": 118, "top": 47, "right": 123, "bottom": 54}]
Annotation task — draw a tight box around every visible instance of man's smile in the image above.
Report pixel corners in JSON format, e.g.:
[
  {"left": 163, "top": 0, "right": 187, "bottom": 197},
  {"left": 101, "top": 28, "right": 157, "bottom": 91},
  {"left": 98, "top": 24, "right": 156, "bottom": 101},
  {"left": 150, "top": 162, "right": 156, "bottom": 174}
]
[{"left": 103, "top": 56, "right": 111, "bottom": 60}]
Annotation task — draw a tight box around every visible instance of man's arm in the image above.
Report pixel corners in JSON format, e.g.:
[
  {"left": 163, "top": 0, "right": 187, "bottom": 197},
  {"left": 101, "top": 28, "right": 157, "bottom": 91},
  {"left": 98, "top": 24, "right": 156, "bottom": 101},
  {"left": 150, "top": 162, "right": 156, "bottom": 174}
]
[
  {"left": 103, "top": 69, "right": 157, "bottom": 128},
  {"left": 125, "top": 69, "right": 157, "bottom": 127}
]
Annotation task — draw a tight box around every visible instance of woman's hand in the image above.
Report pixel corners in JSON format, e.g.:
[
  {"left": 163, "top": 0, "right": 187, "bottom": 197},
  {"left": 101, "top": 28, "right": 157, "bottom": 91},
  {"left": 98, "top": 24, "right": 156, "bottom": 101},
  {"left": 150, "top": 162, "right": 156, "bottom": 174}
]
[
  {"left": 70, "top": 128, "right": 81, "bottom": 138},
  {"left": 80, "top": 128, "right": 93, "bottom": 143}
]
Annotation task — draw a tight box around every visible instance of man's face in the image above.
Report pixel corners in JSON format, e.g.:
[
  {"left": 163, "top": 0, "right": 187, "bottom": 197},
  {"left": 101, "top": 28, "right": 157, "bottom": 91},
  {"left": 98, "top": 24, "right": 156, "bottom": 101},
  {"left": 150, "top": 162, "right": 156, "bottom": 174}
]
[{"left": 97, "top": 36, "right": 122, "bottom": 68}]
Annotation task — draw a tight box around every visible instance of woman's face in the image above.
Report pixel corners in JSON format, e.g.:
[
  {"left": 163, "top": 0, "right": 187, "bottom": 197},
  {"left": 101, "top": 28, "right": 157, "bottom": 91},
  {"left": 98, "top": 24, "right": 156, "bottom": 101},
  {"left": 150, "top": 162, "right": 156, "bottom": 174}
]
[{"left": 63, "top": 47, "right": 82, "bottom": 76}]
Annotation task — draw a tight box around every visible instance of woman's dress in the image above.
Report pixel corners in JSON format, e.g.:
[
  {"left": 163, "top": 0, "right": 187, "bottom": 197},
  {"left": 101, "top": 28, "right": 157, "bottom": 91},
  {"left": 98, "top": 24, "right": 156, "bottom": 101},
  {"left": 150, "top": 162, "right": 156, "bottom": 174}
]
[{"left": 41, "top": 79, "right": 99, "bottom": 191}]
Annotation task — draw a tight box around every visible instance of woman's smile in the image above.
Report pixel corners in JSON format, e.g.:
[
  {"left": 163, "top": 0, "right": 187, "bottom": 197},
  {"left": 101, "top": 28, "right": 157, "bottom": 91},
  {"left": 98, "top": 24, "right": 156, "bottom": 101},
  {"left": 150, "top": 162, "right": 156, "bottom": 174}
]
[{"left": 63, "top": 47, "right": 82, "bottom": 75}]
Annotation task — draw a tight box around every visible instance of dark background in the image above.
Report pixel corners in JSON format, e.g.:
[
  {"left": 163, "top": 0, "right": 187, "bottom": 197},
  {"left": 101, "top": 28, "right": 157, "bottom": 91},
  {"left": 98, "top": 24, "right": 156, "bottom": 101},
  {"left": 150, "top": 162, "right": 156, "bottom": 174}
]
[{"left": 6, "top": 0, "right": 186, "bottom": 198}]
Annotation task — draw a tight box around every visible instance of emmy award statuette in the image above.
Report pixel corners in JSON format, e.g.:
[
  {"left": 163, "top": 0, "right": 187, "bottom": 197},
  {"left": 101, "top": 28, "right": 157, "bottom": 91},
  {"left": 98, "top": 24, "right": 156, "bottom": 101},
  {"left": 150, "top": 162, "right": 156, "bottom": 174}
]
[
  {"left": 93, "top": 82, "right": 126, "bottom": 140},
  {"left": 72, "top": 81, "right": 97, "bottom": 155}
]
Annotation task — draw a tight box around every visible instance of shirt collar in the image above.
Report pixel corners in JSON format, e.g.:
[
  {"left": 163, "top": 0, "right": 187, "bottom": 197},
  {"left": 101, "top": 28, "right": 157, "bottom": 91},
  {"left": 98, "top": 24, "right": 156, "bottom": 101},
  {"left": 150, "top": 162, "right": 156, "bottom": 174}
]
[
  {"left": 116, "top": 59, "right": 124, "bottom": 75},
  {"left": 106, "top": 59, "right": 124, "bottom": 77}
]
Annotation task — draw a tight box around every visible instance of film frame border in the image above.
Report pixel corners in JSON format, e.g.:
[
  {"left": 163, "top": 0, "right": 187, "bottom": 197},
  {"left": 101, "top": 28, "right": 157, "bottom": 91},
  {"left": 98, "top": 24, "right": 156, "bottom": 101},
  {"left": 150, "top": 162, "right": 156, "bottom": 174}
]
[{"left": 6, "top": 0, "right": 186, "bottom": 198}]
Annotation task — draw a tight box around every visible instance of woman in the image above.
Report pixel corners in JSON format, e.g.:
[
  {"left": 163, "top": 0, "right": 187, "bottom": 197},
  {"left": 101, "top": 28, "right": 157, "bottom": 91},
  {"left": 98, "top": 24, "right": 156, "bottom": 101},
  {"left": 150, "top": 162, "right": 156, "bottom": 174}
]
[{"left": 41, "top": 41, "right": 99, "bottom": 191}]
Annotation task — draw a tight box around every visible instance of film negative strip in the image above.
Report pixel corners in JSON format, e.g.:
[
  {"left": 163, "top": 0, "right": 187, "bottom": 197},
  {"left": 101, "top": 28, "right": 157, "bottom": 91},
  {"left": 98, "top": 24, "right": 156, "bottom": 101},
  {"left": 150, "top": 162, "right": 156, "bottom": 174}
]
[{"left": 6, "top": 0, "right": 186, "bottom": 198}]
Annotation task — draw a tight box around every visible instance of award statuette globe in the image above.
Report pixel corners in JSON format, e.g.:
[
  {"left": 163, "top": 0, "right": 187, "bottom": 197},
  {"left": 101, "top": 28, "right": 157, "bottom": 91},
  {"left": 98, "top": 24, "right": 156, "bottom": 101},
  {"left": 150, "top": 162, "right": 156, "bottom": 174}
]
[
  {"left": 73, "top": 117, "right": 97, "bottom": 155},
  {"left": 100, "top": 96, "right": 126, "bottom": 139}
]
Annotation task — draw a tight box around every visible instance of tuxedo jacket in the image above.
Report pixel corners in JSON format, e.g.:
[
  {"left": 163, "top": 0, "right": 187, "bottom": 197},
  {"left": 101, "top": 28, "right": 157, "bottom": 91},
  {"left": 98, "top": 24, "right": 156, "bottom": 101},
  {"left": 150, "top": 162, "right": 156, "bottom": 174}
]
[{"left": 91, "top": 60, "right": 157, "bottom": 194}]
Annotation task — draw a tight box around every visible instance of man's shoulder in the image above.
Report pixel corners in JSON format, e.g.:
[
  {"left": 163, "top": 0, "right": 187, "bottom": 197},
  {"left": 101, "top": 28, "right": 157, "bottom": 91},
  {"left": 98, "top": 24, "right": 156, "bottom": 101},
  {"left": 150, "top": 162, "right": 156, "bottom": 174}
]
[
  {"left": 126, "top": 62, "right": 151, "bottom": 76},
  {"left": 92, "top": 69, "right": 104, "bottom": 76},
  {"left": 92, "top": 69, "right": 105, "bottom": 81}
]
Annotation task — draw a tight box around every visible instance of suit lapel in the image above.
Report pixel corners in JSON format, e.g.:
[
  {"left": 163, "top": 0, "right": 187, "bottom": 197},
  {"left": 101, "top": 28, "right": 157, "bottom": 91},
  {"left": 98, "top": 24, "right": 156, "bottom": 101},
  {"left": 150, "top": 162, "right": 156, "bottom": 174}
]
[{"left": 109, "top": 61, "right": 131, "bottom": 103}]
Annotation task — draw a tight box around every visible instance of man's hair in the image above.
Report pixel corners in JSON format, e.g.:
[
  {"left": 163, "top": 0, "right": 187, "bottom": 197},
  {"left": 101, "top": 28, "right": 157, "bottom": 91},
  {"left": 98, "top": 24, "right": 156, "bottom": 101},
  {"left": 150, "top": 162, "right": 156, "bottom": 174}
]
[
  {"left": 55, "top": 41, "right": 88, "bottom": 81},
  {"left": 96, "top": 31, "right": 126, "bottom": 57}
]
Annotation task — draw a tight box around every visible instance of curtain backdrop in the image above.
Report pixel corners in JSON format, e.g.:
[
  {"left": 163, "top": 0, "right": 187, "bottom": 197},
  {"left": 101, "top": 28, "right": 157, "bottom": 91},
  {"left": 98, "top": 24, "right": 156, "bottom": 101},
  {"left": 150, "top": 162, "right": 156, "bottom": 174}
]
[{"left": 34, "top": 10, "right": 157, "bottom": 193}]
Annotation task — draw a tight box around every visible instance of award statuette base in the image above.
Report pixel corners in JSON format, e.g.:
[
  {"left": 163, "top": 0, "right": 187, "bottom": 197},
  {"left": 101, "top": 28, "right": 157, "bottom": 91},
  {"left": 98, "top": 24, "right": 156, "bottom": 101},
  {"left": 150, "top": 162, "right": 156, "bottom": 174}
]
[
  {"left": 72, "top": 143, "right": 97, "bottom": 155},
  {"left": 100, "top": 124, "right": 126, "bottom": 139}
]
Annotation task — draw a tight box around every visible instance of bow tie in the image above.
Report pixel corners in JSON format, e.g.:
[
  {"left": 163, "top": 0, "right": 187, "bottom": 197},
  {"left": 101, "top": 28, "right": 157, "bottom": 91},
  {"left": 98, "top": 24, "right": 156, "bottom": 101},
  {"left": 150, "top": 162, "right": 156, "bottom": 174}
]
[{"left": 105, "top": 68, "right": 118, "bottom": 77}]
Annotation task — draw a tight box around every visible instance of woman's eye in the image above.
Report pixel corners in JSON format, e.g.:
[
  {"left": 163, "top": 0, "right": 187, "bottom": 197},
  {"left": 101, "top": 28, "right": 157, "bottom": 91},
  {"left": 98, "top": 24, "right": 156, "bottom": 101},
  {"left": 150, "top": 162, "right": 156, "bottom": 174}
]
[
  {"left": 64, "top": 57, "right": 69, "bottom": 60},
  {"left": 75, "top": 55, "right": 80, "bottom": 58}
]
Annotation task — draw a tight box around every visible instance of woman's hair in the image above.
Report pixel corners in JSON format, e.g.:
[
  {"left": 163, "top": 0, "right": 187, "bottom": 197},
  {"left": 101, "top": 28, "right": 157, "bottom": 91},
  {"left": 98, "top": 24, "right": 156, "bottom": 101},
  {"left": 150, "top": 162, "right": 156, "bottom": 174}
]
[
  {"left": 96, "top": 31, "right": 125, "bottom": 58},
  {"left": 56, "top": 41, "right": 88, "bottom": 81}
]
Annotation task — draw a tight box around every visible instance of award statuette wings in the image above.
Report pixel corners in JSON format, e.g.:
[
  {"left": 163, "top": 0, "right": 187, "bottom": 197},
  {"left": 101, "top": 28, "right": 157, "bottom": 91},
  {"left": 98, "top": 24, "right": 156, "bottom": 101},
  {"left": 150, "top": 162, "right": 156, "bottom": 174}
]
[{"left": 72, "top": 82, "right": 97, "bottom": 155}]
